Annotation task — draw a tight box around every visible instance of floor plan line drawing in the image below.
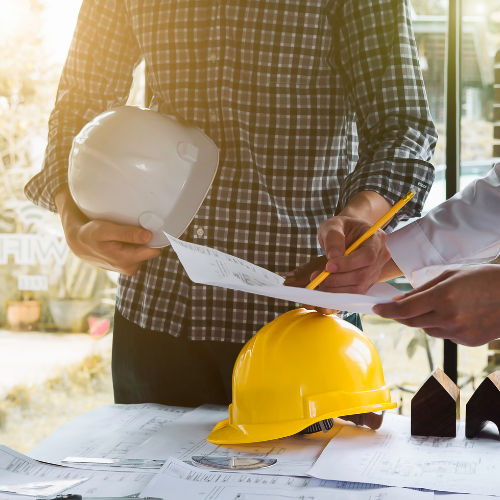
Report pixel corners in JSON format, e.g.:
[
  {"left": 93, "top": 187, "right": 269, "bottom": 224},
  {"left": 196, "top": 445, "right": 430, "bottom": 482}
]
[
  {"left": 0, "top": 446, "right": 155, "bottom": 499},
  {"left": 28, "top": 403, "right": 192, "bottom": 471},
  {"left": 308, "top": 413, "right": 500, "bottom": 496},
  {"left": 234, "top": 495, "right": 315, "bottom": 500}
]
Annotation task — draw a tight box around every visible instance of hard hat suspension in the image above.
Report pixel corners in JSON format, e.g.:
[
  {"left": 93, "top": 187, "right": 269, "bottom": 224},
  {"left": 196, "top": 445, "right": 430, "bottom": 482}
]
[{"left": 298, "top": 418, "right": 334, "bottom": 435}]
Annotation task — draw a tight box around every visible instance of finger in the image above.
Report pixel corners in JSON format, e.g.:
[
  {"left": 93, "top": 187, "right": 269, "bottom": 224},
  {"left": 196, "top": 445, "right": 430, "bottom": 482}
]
[
  {"left": 105, "top": 242, "right": 161, "bottom": 266},
  {"left": 301, "top": 304, "right": 339, "bottom": 315},
  {"left": 283, "top": 256, "right": 327, "bottom": 287},
  {"left": 121, "top": 263, "right": 141, "bottom": 277},
  {"left": 317, "top": 308, "right": 341, "bottom": 315},
  {"left": 398, "top": 272, "right": 451, "bottom": 299},
  {"left": 318, "top": 267, "right": 379, "bottom": 289},
  {"left": 372, "top": 291, "right": 435, "bottom": 319},
  {"left": 326, "top": 236, "right": 387, "bottom": 274},
  {"left": 392, "top": 311, "right": 442, "bottom": 329},
  {"left": 422, "top": 327, "right": 453, "bottom": 340},
  {"left": 89, "top": 221, "right": 153, "bottom": 245},
  {"left": 319, "top": 220, "right": 346, "bottom": 260}
]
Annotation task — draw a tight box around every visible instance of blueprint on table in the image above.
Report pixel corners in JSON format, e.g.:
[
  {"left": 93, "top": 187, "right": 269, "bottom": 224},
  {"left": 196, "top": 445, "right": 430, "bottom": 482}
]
[
  {"left": 0, "top": 445, "right": 154, "bottom": 499},
  {"left": 308, "top": 412, "right": 500, "bottom": 496},
  {"left": 139, "top": 456, "right": 433, "bottom": 500},
  {"left": 28, "top": 403, "right": 191, "bottom": 471},
  {"left": 127, "top": 405, "right": 340, "bottom": 477}
]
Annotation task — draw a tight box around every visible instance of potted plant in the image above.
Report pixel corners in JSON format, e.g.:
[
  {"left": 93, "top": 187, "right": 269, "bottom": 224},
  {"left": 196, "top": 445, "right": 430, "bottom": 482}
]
[
  {"left": 48, "top": 254, "right": 100, "bottom": 333},
  {"left": 6, "top": 292, "right": 43, "bottom": 331}
]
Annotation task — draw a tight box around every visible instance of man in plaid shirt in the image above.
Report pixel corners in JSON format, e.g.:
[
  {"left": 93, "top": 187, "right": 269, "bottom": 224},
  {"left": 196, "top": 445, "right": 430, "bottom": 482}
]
[{"left": 26, "top": 0, "right": 437, "bottom": 406}]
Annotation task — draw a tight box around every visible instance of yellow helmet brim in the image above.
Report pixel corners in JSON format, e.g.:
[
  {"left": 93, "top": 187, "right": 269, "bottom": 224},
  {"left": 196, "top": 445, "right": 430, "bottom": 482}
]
[{"left": 207, "top": 402, "right": 397, "bottom": 445}]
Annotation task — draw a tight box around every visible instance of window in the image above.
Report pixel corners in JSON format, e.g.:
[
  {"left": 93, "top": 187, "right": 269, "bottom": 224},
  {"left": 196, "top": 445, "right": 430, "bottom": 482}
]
[{"left": 366, "top": 0, "right": 500, "bottom": 416}]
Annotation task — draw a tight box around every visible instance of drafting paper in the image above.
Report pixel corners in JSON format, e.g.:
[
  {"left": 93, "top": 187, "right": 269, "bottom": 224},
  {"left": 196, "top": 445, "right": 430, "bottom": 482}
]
[
  {"left": 0, "top": 446, "right": 154, "bottom": 499},
  {"left": 140, "top": 457, "right": 433, "bottom": 500},
  {"left": 435, "top": 496, "right": 497, "bottom": 500},
  {"left": 0, "top": 478, "right": 86, "bottom": 497},
  {"left": 129, "top": 405, "right": 347, "bottom": 477},
  {"left": 308, "top": 412, "right": 500, "bottom": 496},
  {"left": 165, "top": 233, "right": 397, "bottom": 315},
  {"left": 28, "top": 403, "right": 190, "bottom": 471},
  {"left": 141, "top": 456, "right": 387, "bottom": 489}
]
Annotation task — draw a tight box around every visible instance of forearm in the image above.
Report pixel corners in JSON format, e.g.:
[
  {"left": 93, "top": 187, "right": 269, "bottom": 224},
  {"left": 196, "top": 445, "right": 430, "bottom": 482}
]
[
  {"left": 332, "top": 0, "right": 436, "bottom": 228},
  {"left": 55, "top": 186, "right": 88, "bottom": 240},
  {"left": 338, "top": 190, "right": 392, "bottom": 224}
]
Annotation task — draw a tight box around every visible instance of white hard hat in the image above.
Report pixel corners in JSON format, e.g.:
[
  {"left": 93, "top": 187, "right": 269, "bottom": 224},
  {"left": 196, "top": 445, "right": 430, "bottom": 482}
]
[{"left": 69, "top": 106, "right": 219, "bottom": 247}]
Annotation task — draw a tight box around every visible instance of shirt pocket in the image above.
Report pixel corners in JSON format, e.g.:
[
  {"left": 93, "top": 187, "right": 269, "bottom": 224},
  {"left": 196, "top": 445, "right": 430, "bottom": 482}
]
[{"left": 239, "top": 0, "right": 326, "bottom": 87}]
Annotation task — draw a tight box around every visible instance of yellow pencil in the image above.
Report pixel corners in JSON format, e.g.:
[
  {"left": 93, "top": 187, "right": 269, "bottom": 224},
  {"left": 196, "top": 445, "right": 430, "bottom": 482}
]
[{"left": 306, "top": 190, "right": 416, "bottom": 290}]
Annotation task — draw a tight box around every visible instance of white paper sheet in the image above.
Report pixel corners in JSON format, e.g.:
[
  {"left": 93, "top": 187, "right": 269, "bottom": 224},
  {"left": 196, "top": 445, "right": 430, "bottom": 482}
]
[
  {"left": 127, "top": 406, "right": 354, "bottom": 477},
  {"left": 0, "top": 478, "right": 86, "bottom": 497},
  {"left": 0, "top": 445, "right": 154, "bottom": 499},
  {"left": 165, "top": 233, "right": 397, "bottom": 315},
  {"left": 308, "top": 412, "right": 500, "bottom": 496},
  {"left": 28, "top": 403, "right": 190, "bottom": 470},
  {"left": 140, "top": 457, "right": 433, "bottom": 500},
  {"left": 142, "top": 456, "right": 387, "bottom": 489},
  {"left": 435, "top": 495, "right": 497, "bottom": 500}
]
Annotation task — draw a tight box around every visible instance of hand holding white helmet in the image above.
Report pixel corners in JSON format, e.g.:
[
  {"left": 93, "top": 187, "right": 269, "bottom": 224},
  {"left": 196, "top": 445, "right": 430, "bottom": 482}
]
[{"left": 69, "top": 106, "right": 219, "bottom": 248}]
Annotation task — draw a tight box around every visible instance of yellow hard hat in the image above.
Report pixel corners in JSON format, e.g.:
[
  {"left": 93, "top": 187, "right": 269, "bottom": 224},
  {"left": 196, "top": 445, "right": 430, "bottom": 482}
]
[{"left": 208, "top": 309, "right": 396, "bottom": 444}]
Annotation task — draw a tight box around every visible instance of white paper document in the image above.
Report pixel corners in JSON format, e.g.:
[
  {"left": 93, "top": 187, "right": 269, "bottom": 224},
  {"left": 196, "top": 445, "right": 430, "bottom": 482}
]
[
  {"left": 0, "top": 478, "right": 86, "bottom": 497},
  {"left": 28, "top": 403, "right": 190, "bottom": 470},
  {"left": 0, "top": 446, "right": 154, "bottom": 499},
  {"left": 308, "top": 412, "right": 500, "bottom": 496},
  {"left": 140, "top": 457, "right": 433, "bottom": 500},
  {"left": 127, "top": 405, "right": 336, "bottom": 477},
  {"left": 436, "top": 495, "right": 498, "bottom": 500},
  {"left": 165, "top": 233, "right": 397, "bottom": 315}
]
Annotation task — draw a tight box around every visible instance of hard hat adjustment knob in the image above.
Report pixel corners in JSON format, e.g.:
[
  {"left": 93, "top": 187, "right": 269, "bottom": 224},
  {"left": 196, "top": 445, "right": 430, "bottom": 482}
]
[
  {"left": 177, "top": 142, "right": 199, "bottom": 163},
  {"left": 139, "top": 212, "right": 164, "bottom": 232}
]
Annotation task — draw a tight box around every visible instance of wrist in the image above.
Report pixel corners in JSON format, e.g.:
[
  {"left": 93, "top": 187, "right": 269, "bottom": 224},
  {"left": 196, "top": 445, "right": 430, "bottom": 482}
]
[
  {"left": 338, "top": 191, "right": 392, "bottom": 225},
  {"left": 54, "top": 186, "right": 88, "bottom": 238},
  {"left": 54, "top": 186, "right": 73, "bottom": 214},
  {"left": 378, "top": 259, "right": 403, "bottom": 282}
]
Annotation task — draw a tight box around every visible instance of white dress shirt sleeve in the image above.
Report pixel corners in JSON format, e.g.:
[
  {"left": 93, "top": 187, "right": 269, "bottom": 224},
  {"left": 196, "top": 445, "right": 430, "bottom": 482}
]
[{"left": 386, "top": 163, "right": 500, "bottom": 288}]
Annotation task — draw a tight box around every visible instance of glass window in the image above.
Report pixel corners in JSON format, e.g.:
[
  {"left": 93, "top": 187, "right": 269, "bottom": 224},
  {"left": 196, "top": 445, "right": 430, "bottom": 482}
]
[
  {"left": 362, "top": 1, "right": 450, "bottom": 417},
  {"left": 412, "top": 0, "right": 448, "bottom": 215},
  {"left": 0, "top": 0, "right": 115, "bottom": 452},
  {"left": 458, "top": 0, "right": 500, "bottom": 417}
]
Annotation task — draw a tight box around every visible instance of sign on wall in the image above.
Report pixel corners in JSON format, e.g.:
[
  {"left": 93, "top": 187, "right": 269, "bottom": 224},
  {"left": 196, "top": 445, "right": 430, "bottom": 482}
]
[{"left": 0, "top": 234, "right": 69, "bottom": 266}]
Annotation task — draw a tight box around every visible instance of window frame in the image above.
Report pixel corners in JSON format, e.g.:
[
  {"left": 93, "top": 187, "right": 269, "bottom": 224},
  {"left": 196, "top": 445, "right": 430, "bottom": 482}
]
[{"left": 444, "top": 0, "right": 462, "bottom": 383}]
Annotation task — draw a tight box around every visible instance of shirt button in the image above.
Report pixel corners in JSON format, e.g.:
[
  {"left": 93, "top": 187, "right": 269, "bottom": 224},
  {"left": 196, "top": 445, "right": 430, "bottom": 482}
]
[
  {"left": 209, "top": 113, "right": 217, "bottom": 123},
  {"left": 209, "top": 53, "right": 217, "bottom": 62},
  {"left": 197, "top": 228, "right": 205, "bottom": 237}
]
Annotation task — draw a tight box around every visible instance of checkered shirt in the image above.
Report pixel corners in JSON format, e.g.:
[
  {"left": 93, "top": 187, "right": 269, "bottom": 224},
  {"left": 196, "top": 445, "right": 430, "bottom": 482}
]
[{"left": 25, "top": 0, "right": 437, "bottom": 342}]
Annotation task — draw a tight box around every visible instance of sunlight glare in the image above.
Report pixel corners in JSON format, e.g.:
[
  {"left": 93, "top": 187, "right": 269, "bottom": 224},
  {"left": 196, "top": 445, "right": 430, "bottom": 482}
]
[
  {"left": 41, "top": 0, "right": 83, "bottom": 63},
  {"left": 0, "top": 0, "right": 25, "bottom": 39}
]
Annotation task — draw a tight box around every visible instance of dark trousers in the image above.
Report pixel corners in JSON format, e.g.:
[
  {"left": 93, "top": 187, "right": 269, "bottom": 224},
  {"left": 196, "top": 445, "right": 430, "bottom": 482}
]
[{"left": 112, "top": 309, "right": 362, "bottom": 406}]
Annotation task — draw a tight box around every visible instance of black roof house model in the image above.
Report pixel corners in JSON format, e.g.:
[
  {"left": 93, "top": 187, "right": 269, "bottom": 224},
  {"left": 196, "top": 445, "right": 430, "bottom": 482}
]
[{"left": 411, "top": 367, "right": 460, "bottom": 438}]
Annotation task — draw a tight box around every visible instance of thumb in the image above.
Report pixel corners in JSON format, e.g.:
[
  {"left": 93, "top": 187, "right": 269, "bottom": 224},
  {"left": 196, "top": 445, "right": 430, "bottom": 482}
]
[{"left": 319, "top": 218, "right": 346, "bottom": 260}]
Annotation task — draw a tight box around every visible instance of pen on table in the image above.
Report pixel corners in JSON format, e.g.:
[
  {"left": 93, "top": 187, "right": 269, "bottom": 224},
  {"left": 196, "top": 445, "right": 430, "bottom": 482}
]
[{"left": 306, "top": 189, "right": 416, "bottom": 291}]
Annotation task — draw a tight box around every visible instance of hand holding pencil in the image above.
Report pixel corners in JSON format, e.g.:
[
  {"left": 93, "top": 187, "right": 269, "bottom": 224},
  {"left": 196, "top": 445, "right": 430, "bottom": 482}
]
[
  {"left": 307, "top": 190, "right": 415, "bottom": 290},
  {"left": 283, "top": 191, "right": 414, "bottom": 313}
]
